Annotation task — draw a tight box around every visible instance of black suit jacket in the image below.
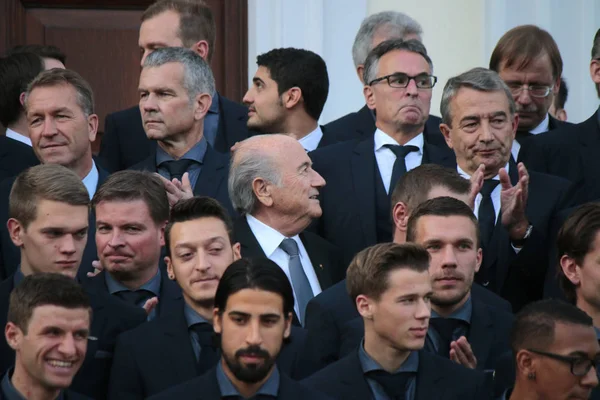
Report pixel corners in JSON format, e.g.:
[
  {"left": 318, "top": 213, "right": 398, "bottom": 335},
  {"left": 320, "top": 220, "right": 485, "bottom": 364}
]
[
  {"left": 146, "top": 364, "right": 332, "bottom": 400},
  {"left": 302, "top": 349, "right": 490, "bottom": 400},
  {"left": 0, "top": 164, "right": 110, "bottom": 282},
  {"left": 519, "top": 110, "right": 599, "bottom": 204},
  {"left": 0, "top": 136, "right": 38, "bottom": 181},
  {"left": 99, "top": 96, "right": 253, "bottom": 172},
  {"left": 108, "top": 305, "right": 310, "bottom": 400},
  {"left": 83, "top": 269, "right": 182, "bottom": 318},
  {"left": 0, "top": 275, "right": 146, "bottom": 400},
  {"left": 309, "top": 135, "right": 456, "bottom": 264},
  {"left": 301, "top": 279, "right": 512, "bottom": 376},
  {"left": 323, "top": 105, "right": 448, "bottom": 148},
  {"left": 0, "top": 388, "right": 91, "bottom": 400},
  {"left": 129, "top": 143, "right": 234, "bottom": 216}
]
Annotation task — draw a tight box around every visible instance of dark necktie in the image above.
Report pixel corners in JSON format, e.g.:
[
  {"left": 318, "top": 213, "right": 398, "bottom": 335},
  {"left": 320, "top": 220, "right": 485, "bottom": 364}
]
[
  {"left": 115, "top": 289, "right": 154, "bottom": 307},
  {"left": 384, "top": 144, "right": 419, "bottom": 194},
  {"left": 190, "top": 322, "right": 220, "bottom": 374},
  {"left": 366, "top": 370, "right": 414, "bottom": 400},
  {"left": 279, "top": 238, "right": 313, "bottom": 325},
  {"left": 478, "top": 179, "right": 500, "bottom": 247},
  {"left": 161, "top": 159, "right": 195, "bottom": 181},
  {"left": 429, "top": 318, "right": 468, "bottom": 358}
]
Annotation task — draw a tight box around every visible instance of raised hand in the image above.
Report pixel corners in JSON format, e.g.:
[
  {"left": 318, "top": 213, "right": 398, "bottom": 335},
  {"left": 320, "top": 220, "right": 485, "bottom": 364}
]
[
  {"left": 155, "top": 172, "right": 194, "bottom": 208},
  {"left": 499, "top": 162, "right": 530, "bottom": 242},
  {"left": 449, "top": 336, "right": 477, "bottom": 369}
]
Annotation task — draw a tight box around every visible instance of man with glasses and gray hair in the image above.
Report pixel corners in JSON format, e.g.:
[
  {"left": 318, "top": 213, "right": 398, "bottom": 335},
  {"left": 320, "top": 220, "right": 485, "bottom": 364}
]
[
  {"left": 130, "top": 46, "right": 233, "bottom": 215},
  {"left": 310, "top": 38, "right": 455, "bottom": 265},
  {"left": 439, "top": 67, "right": 575, "bottom": 312},
  {"left": 324, "top": 11, "right": 447, "bottom": 148}
]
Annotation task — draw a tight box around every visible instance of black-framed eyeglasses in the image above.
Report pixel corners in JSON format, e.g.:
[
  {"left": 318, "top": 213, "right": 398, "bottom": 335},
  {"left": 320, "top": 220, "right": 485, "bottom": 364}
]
[
  {"left": 506, "top": 83, "right": 554, "bottom": 98},
  {"left": 369, "top": 73, "right": 437, "bottom": 89},
  {"left": 527, "top": 349, "right": 600, "bottom": 377}
]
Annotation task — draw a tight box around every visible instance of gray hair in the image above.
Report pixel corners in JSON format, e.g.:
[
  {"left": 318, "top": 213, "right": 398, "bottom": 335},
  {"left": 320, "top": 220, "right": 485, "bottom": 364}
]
[
  {"left": 363, "top": 39, "right": 433, "bottom": 85},
  {"left": 352, "top": 11, "right": 423, "bottom": 68},
  {"left": 228, "top": 138, "right": 283, "bottom": 215},
  {"left": 143, "top": 47, "right": 216, "bottom": 102},
  {"left": 440, "top": 67, "right": 516, "bottom": 126}
]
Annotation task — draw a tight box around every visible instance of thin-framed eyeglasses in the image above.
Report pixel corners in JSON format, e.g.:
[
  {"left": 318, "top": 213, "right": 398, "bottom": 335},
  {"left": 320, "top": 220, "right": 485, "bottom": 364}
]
[
  {"left": 368, "top": 73, "right": 437, "bottom": 89},
  {"left": 506, "top": 83, "right": 554, "bottom": 98},
  {"left": 527, "top": 349, "right": 600, "bottom": 377}
]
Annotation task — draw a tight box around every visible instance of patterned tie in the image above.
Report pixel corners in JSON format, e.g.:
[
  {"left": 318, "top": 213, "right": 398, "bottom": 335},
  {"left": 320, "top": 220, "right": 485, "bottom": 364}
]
[
  {"left": 384, "top": 144, "right": 419, "bottom": 194},
  {"left": 115, "top": 289, "right": 154, "bottom": 307},
  {"left": 161, "top": 159, "right": 195, "bottom": 181},
  {"left": 279, "top": 238, "right": 313, "bottom": 325},
  {"left": 478, "top": 179, "right": 500, "bottom": 247},
  {"left": 190, "top": 322, "right": 220, "bottom": 374},
  {"left": 366, "top": 370, "right": 414, "bottom": 400},
  {"left": 429, "top": 318, "right": 468, "bottom": 358}
]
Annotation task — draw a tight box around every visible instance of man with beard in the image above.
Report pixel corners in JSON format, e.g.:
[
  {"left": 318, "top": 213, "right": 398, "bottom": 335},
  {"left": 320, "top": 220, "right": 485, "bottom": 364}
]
[{"left": 148, "top": 257, "right": 332, "bottom": 399}]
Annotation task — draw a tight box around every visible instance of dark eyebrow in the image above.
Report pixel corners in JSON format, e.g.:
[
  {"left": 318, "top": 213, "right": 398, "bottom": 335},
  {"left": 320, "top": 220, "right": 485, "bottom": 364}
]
[
  {"left": 252, "top": 77, "right": 265, "bottom": 85},
  {"left": 229, "top": 311, "right": 251, "bottom": 318}
]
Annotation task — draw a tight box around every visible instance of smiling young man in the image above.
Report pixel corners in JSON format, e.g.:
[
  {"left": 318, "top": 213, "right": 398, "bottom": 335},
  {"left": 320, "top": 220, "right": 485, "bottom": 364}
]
[{"left": 3, "top": 273, "right": 91, "bottom": 400}]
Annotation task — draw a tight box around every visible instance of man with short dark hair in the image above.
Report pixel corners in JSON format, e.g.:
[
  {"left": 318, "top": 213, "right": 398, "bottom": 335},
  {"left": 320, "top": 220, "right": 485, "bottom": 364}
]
[
  {"left": 100, "top": 0, "right": 253, "bottom": 172},
  {"left": 84, "top": 170, "right": 180, "bottom": 320},
  {"left": 2, "top": 273, "right": 91, "bottom": 400},
  {"left": 148, "top": 257, "right": 331, "bottom": 400},
  {"left": 303, "top": 242, "right": 488, "bottom": 399},
  {"left": 108, "top": 197, "right": 310, "bottom": 399},
  {"left": 0, "top": 164, "right": 146, "bottom": 400}
]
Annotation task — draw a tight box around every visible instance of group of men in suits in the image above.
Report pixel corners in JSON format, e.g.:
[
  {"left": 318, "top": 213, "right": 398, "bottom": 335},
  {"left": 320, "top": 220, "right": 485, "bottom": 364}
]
[{"left": 2, "top": 0, "right": 600, "bottom": 398}]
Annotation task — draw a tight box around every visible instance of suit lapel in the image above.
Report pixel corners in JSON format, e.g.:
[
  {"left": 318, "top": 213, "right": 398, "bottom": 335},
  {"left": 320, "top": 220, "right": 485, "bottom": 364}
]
[
  {"left": 299, "top": 232, "right": 333, "bottom": 290},
  {"left": 351, "top": 138, "right": 378, "bottom": 246},
  {"left": 234, "top": 217, "right": 268, "bottom": 258},
  {"left": 157, "top": 270, "right": 183, "bottom": 316},
  {"left": 317, "top": 125, "right": 338, "bottom": 148},
  {"left": 337, "top": 352, "right": 374, "bottom": 399},
  {"left": 354, "top": 105, "right": 377, "bottom": 138},
  {"left": 467, "top": 300, "right": 494, "bottom": 370},
  {"left": 193, "top": 145, "right": 228, "bottom": 197},
  {"left": 160, "top": 308, "right": 199, "bottom": 380},
  {"left": 415, "top": 352, "right": 446, "bottom": 400}
]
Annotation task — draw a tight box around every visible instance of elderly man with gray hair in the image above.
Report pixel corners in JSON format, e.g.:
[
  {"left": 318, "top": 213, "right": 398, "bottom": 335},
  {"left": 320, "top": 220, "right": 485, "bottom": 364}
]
[
  {"left": 438, "top": 67, "right": 575, "bottom": 312},
  {"left": 130, "top": 46, "right": 233, "bottom": 215},
  {"left": 229, "top": 134, "right": 344, "bottom": 326}
]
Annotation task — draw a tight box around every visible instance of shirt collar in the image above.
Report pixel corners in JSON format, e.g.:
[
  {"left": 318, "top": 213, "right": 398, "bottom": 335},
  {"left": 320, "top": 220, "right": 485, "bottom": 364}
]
[
  {"left": 457, "top": 162, "right": 510, "bottom": 181},
  {"left": 374, "top": 128, "right": 424, "bottom": 154},
  {"left": 431, "top": 294, "right": 473, "bottom": 323},
  {"left": 156, "top": 136, "right": 208, "bottom": 165},
  {"left": 245, "top": 214, "right": 301, "bottom": 258},
  {"left": 82, "top": 160, "right": 99, "bottom": 200},
  {"left": 298, "top": 126, "right": 324, "bottom": 152},
  {"left": 104, "top": 269, "right": 161, "bottom": 297},
  {"left": 5, "top": 128, "right": 32, "bottom": 147},
  {"left": 216, "top": 360, "right": 280, "bottom": 397},
  {"left": 529, "top": 114, "right": 550, "bottom": 135},
  {"left": 358, "top": 339, "right": 419, "bottom": 374},
  {"left": 208, "top": 92, "right": 220, "bottom": 114},
  {"left": 2, "top": 368, "right": 65, "bottom": 400},
  {"left": 183, "top": 301, "right": 210, "bottom": 328}
]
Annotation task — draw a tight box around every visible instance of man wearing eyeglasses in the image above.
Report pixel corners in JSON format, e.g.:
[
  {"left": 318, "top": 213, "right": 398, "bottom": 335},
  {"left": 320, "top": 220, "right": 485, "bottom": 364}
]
[
  {"left": 308, "top": 38, "right": 456, "bottom": 265},
  {"left": 489, "top": 25, "right": 572, "bottom": 162},
  {"left": 498, "top": 299, "right": 600, "bottom": 400}
]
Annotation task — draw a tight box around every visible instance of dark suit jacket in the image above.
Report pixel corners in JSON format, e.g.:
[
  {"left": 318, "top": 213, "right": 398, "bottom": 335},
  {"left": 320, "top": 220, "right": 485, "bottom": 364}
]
[
  {"left": 0, "top": 136, "right": 38, "bottom": 181},
  {"left": 129, "top": 143, "right": 234, "bottom": 216},
  {"left": 83, "top": 269, "right": 182, "bottom": 318},
  {"left": 99, "top": 96, "right": 253, "bottom": 172},
  {"left": 0, "top": 164, "right": 110, "bottom": 282},
  {"left": 309, "top": 135, "right": 456, "bottom": 264},
  {"left": 515, "top": 114, "right": 571, "bottom": 149},
  {"left": 146, "top": 365, "right": 332, "bottom": 400},
  {"left": 302, "top": 349, "right": 490, "bottom": 400},
  {"left": 108, "top": 305, "right": 310, "bottom": 400},
  {"left": 0, "top": 388, "right": 91, "bottom": 400},
  {"left": 0, "top": 275, "right": 146, "bottom": 400},
  {"left": 519, "top": 110, "right": 599, "bottom": 204},
  {"left": 323, "top": 105, "right": 448, "bottom": 148},
  {"left": 301, "top": 279, "right": 512, "bottom": 376}
]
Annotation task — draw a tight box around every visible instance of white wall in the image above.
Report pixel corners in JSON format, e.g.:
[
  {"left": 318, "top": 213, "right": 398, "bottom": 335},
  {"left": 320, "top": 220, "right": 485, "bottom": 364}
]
[{"left": 248, "top": 0, "right": 600, "bottom": 124}]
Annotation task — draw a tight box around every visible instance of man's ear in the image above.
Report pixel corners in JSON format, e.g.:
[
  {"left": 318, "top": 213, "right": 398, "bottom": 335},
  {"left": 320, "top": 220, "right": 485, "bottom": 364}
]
[
  {"left": 87, "top": 114, "right": 98, "bottom": 143},
  {"left": 392, "top": 201, "right": 409, "bottom": 233},
  {"left": 5, "top": 322, "right": 23, "bottom": 351},
  {"left": 252, "top": 177, "right": 274, "bottom": 207},
  {"left": 559, "top": 254, "right": 581, "bottom": 287},
  {"left": 281, "top": 87, "right": 302, "bottom": 110},
  {"left": 356, "top": 294, "right": 375, "bottom": 320},
  {"left": 212, "top": 309, "right": 222, "bottom": 333},
  {"left": 7, "top": 218, "right": 25, "bottom": 247},
  {"left": 191, "top": 40, "right": 210, "bottom": 62},
  {"left": 232, "top": 242, "right": 241, "bottom": 261},
  {"left": 364, "top": 85, "right": 376, "bottom": 111},
  {"left": 165, "top": 256, "right": 175, "bottom": 280},
  {"left": 439, "top": 123, "right": 454, "bottom": 149}
]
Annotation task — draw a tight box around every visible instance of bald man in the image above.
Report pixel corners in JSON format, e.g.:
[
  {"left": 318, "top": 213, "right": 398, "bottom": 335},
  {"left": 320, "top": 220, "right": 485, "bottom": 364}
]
[{"left": 227, "top": 135, "right": 345, "bottom": 326}]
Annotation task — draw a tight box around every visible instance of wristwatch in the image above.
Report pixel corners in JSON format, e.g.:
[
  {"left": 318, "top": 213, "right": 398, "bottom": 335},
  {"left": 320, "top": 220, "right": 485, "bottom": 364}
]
[{"left": 512, "top": 224, "right": 533, "bottom": 247}]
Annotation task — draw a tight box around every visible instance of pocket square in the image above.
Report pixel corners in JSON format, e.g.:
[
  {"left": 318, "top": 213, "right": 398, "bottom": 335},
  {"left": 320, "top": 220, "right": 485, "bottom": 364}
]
[{"left": 94, "top": 350, "right": 113, "bottom": 359}]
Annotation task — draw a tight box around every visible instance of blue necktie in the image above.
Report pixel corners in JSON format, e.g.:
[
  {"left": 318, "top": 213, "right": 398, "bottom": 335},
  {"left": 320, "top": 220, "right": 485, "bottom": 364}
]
[{"left": 279, "top": 238, "right": 313, "bottom": 325}]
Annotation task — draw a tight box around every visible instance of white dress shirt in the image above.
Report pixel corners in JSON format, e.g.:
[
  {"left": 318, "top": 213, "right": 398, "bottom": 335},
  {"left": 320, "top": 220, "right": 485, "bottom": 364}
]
[
  {"left": 246, "top": 214, "right": 322, "bottom": 318},
  {"left": 298, "top": 126, "right": 324, "bottom": 152},
  {"left": 511, "top": 114, "right": 550, "bottom": 161},
  {"left": 374, "top": 129, "right": 424, "bottom": 194},
  {"left": 5, "top": 128, "right": 32, "bottom": 147},
  {"left": 82, "top": 160, "right": 99, "bottom": 200}
]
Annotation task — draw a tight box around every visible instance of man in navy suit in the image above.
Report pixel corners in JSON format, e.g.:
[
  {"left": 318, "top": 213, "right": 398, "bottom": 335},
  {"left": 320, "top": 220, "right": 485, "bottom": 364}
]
[
  {"left": 99, "top": 0, "right": 253, "bottom": 172},
  {"left": 243, "top": 48, "right": 336, "bottom": 151},
  {"left": 108, "top": 197, "right": 310, "bottom": 399},
  {"left": 0, "top": 164, "right": 146, "bottom": 400},
  {"left": 130, "top": 47, "right": 233, "bottom": 215},
  {"left": 0, "top": 68, "right": 110, "bottom": 281},
  {"left": 324, "top": 11, "right": 446, "bottom": 148},
  {"left": 149, "top": 257, "right": 331, "bottom": 400},
  {"left": 439, "top": 67, "right": 575, "bottom": 311},
  {"left": 311, "top": 39, "right": 456, "bottom": 265},
  {"left": 84, "top": 170, "right": 181, "bottom": 320},
  {"left": 303, "top": 242, "right": 489, "bottom": 399},
  {"left": 2, "top": 274, "right": 92, "bottom": 400}
]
